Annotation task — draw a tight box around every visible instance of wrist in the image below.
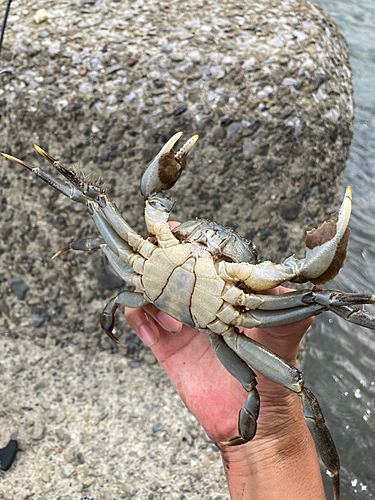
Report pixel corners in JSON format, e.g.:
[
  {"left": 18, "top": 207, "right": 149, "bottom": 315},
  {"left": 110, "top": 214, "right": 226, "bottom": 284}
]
[{"left": 221, "top": 392, "right": 325, "bottom": 500}]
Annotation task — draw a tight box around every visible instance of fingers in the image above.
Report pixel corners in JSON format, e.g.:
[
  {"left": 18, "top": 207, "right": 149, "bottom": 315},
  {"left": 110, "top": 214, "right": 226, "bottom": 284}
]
[
  {"left": 125, "top": 306, "right": 160, "bottom": 346},
  {"left": 143, "top": 303, "right": 182, "bottom": 334},
  {"left": 245, "top": 285, "right": 314, "bottom": 364},
  {"left": 125, "top": 303, "right": 182, "bottom": 347},
  {"left": 167, "top": 220, "right": 180, "bottom": 230}
]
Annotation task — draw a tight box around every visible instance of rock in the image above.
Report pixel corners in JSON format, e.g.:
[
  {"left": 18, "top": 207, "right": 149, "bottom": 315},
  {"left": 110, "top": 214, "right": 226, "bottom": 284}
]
[
  {"left": 11, "top": 364, "right": 25, "bottom": 374},
  {"left": 31, "top": 422, "right": 45, "bottom": 440},
  {"left": 280, "top": 201, "right": 302, "bottom": 221},
  {"left": 152, "top": 422, "right": 164, "bottom": 433},
  {"left": 127, "top": 57, "right": 138, "bottom": 67},
  {"left": 173, "top": 105, "right": 187, "bottom": 116},
  {"left": 48, "top": 41, "right": 60, "bottom": 55},
  {"left": 0, "top": 1, "right": 355, "bottom": 496},
  {"left": 31, "top": 316, "right": 45, "bottom": 328},
  {"left": 64, "top": 447, "right": 76, "bottom": 463},
  {"left": 34, "top": 9, "right": 52, "bottom": 24},
  {"left": 227, "top": 122, "right": 241, "bottom": 138},
  {"left": 8, "top": 278, "right": 29, "bottom": 300},
  {"left": 144, "top": 353, "right": 157, "bottom": 365},
  {"left": 41, "top": 471, "right": 50, "bottom": 482},
  {"left": 61, "top": 464, "right": 75, "bottom": 478},
  {"left": 40, "top": 103, "right": 56, "bottom": 116},
  {"left": 0, "top": 440, "right": 18, "bottom": 471}
]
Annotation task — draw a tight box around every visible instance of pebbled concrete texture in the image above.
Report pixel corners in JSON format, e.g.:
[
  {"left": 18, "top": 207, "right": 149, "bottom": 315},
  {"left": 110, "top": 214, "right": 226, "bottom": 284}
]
[{"left": 0, "top": 0, "right": 353, "bottom": 498}]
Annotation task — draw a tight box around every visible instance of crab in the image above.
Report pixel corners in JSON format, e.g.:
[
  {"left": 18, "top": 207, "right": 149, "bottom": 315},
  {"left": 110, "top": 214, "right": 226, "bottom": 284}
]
[{"left": 3, "top": 132, "right": 375, "bottom": 500}]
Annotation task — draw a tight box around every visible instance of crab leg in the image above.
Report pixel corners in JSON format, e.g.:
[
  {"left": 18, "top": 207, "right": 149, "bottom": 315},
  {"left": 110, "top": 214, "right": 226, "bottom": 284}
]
[
  {"left": 330, "top": 304, "right": 375, "bottom": 330},
  {"left": 70, "top": 132, "right": 197, "bottom": 245},
  {"left": 2, "top": 147, "right": 146, "bottom": 251},
  {"left": 237, "top": 303, "right": 375, "bottom": 331},
  {"left": 51, "top": 237, "right": 106, "bottom": 258},
  {"left": 225, "top": 288, "right": 375, "bottom": 330},
  {"left": 52, "top": 237, "right": 140, "bottom": 288},
  {"left": 31, "top": 145, "right": 143, "bottom": 246},
  {"left": 236, "top": 304, "right": 327, "bottom": 329},
  {"left": 209, "top": 333, "right": 260, "bottom": 446},
  {"left": 101, "top": 246, "right": 141, "bottom": 287},
  {"left": 222, "top": 327, "right": 340, "bottom": 500},
  {"left": 1, "top": 153, "right": 88, "bottom": 204},
  {"left": 101, "top": 290, "right": 150, "bottom": 345},
  {"left": 218, "top": 187, "right": 352, "bottom": 290},
  {"left": 140, "top": 131, "right": 199, "bottom": 198}
]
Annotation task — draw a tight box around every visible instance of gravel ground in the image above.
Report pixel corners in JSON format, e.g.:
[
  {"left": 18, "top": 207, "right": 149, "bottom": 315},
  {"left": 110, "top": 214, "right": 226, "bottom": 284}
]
[{"left": 0, "top": 0, "right": 353, "bottom": 499}]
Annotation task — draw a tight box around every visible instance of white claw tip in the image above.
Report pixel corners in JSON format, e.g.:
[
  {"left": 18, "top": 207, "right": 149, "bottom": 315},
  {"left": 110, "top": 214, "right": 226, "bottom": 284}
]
[{"left": 345, "top": 186, "right": 352, "bottom": 200}]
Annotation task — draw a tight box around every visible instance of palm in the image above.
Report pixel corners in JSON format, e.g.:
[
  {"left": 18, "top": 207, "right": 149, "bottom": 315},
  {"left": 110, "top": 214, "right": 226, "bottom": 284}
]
[
  {"left": 150, "top": 323, "right": 245, "bottom": 443},
  {"left": 126, "top": 290, "right": 313, "bottom": 445}
]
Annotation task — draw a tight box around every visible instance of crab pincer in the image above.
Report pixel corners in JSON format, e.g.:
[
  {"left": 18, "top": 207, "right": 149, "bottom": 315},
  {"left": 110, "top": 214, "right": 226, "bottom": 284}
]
[{"left": 140, "top": 131, "right": 199, "bottom": 198}]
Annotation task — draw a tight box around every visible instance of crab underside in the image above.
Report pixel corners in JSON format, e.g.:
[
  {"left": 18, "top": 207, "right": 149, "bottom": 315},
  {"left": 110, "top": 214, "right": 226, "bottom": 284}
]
[{"left": 4, "top": 132, "right": 375, "bottom": 500}]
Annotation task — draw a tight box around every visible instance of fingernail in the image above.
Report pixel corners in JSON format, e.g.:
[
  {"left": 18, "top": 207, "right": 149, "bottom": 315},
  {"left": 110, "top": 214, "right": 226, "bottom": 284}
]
[
  {"left": 156, "top": 312, "right": 182, "bottom": 333},
  {"left": 139, "top": 325, "right": 159, "bottom": 347}
]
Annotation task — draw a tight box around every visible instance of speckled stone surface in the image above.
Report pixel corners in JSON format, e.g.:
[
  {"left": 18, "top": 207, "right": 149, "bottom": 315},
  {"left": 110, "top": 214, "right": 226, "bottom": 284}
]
[{"left": 0, "top": 0, "right": 353, "bottom": 499}]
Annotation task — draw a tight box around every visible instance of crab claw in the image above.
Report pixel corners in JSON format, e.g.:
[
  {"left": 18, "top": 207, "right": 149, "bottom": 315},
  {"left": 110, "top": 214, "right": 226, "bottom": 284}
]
[
  {"left": 298, "top": 186, "right": 352, "bottom": 284},
  {"left": 140, "top": 132, "right": 198, "bottom": 198}
]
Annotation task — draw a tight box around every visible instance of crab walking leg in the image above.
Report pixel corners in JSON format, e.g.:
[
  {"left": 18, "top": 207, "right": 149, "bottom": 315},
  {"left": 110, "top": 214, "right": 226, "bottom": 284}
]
[
  {"left": 218, "top": 187, "right": 352, "bottom": 290},
  {"left": 100, "top": 246, "right": 140, "bottom": 286},
  {"left": 52, "top": 237, "right": 106, "bottom": 258},
  {"left": 222, "top": 327, "right": 340, "bottom": 500},
  {"left": 1, "top": 153, "right": 88, "bottom": 204},
  {"left": 32, "top": 144, "right": 148, "bottom": 247},
  {"left": 209, "top": 333, "right": 260, "bottom": 446},
  {"left": 52, "top": 236, "right": 140, "bottom": 288},
  {"left": 2, "top": 149, "right": 147, "bottom": 253},
  {"left": 100, "top": 291, "right": 150, "bottom": 345},
  {"left": 330, "top": 304, "right": 375, "bottom": 330},
  {"left": 236, "top": 303, "right": 328, "bottom": 329},
  {"left": 88, "top": 202, "right": 155, "bottom": 268},
  {"left": 223, "top": 287, "right": 375, "bottom": 330},
  {"left": 231, "top": 289, "right": 375, "bottom": 311},
  {"left": 33, "top": 144, "right": 112, "bottom": 203}
]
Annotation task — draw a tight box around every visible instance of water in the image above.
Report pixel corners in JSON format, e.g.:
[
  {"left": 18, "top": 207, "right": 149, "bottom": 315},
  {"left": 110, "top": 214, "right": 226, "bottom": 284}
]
[{"left": 303, "top": 1, "right": 375, "bottom": 497}]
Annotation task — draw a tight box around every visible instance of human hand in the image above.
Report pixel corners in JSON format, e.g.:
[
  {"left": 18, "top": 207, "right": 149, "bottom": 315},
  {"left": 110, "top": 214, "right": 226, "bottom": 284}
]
[
  {"left": 124, "top": 285, "right": 312, "bottom": 447},
  {"left": 123, "top": 220, "right": 313, "bottom": 446},
  {"left": 124, "top": 220, "right": 325, "bottom": 499}
]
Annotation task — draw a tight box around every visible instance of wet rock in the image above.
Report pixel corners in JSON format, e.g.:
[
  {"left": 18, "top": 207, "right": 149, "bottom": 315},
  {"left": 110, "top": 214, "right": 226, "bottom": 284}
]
[
  {"left": 0, "top": 440, "right": 18, "bottom": 471},
  {"left": 8, "top": 278, "right": 29, "bottom": 300}
]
